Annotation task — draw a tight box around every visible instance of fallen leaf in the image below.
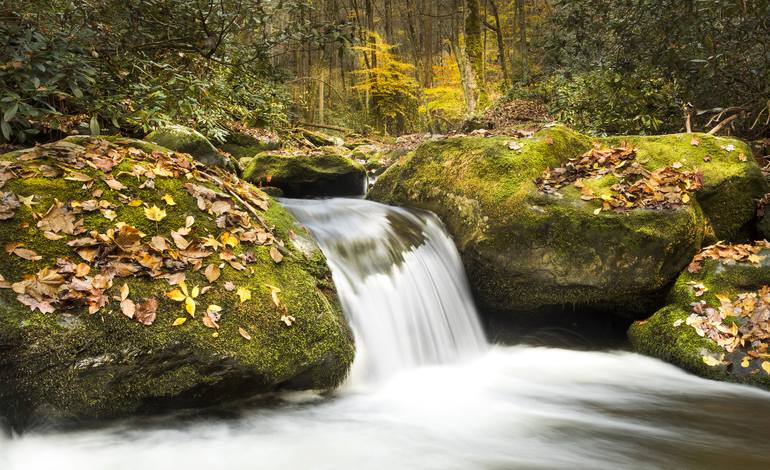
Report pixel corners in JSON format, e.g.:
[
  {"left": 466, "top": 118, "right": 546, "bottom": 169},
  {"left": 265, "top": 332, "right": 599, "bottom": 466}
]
[
  {"left": 12, "top": 247, "right": 42, "bottom": 261},
  {"left": 238, "top": 327, "right": 252, "bottom": 340},
  {"left": 120, "top": 298, "right": 135, "bottom": 318},
  {"left": 161, "top": 194, "right": 177, "bottom": 205},
  {"left": 702, "top": 355, "right": 723, "bottom": 366},
  {"left": 280, "top": 314, "right": 296, "bottom": 326},
  {"left": 144, "top": 205, "right": 167, "bottom": 222},
  {"left": 236, "top": 286, "right": 251, "bottom": 303},
  {"left": 270, "top": 246, "right": 284, "bottom": 263},
  {"left": 204, "top": 263, "right": 221, "bottom": 283},
  {"left": 690, "top": 137, "right": 700, "bottom": 146},
  {"left": 172, "top": 317, "right": 187, "bottom": 326},
  {"left": 120, "top": 282, "right": 130, "bottom": 301},
  {"left": 135, "top": 297, "right": 158, "bottom": 325},
  {"left": 763, "top": 361, "right": 770, "bottom": 375}
]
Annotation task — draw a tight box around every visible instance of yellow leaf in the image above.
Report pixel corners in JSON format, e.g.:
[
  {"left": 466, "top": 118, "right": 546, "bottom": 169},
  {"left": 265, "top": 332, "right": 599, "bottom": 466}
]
[
  {"left": 166, "top": 289, "right": 186, "bottom": 302},
  {"left": 236, "top": 286, "right": 251, "bottom": 303},
  {"left": 185, "top": 296, "right": 196, "bottom": 317},
  {"left": 144, "top": 205, "right": 167, "bottom": 222},
  {"left": 593, "top": 207, "right": 602, "bottom": 215},
  {"left": 681, "top": 194, "right": 690, "bottom": 204},
  {"left": 702, "top": 355, "right": 722, "bottom": 367},
  {"left": 763, "top": 361, "right": 770, "bottom": 375},
  {"left": 172, "top": 317, "right": 187, "bottom": 326},
  {"left": 207, "top": 304, "right": 222, "bottom": 314},
  {"left": 221, "top": 231, "right": 239, "bottom": 248},
  {"left": 190, "top": 285, "right": 199, "bottom": 298},
  {"left": 161, "top": 194, "right": 176, "bottom": 206},
  {"left": 741, "top": 356, "right": 751, "bottom": 368},
  {"left": 127, "top": 199, "right": 143, "bottom": 207},
  {"left": 120, "top": 283, "right": 130, "bottom": 301}
]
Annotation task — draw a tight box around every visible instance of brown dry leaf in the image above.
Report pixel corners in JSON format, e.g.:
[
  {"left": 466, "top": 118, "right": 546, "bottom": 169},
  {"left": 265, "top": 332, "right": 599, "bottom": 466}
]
[
  {"left": 38, "top": 200, "right": 81, "bottom": 235},
  {"left": 43, "top": 231, "right": 64, "bottom": 240},
  {"left": 543, "top": 136, "right": 555, "bottom": 145},
  {"left": 171, "top": 230, "right": 191, "bottom": 250},
  {"left": 690, "top": 137, "right": 700, "bottom": 146},
  {"left": 238, "top": 327, "right": 252, "bottom": 341},
  {"left": 120, "top": 298, "right": 136, "bottom": 318},
  {"left": 0, "top": 192, "right": 20, "bottom": 220},
  {"left": 269, "top": 246, "right": 284, "bottom": 263},
  {"left": 74, "top": 263, "right": 91, "bottom": 277},
  {"left": 134, "top": 297, "right": 158, "bottom": 325},
  {"left": 12, "top": 247, "right": 42, "bottom": 261},
  {"left": 204, "top": 263, "right": 221, "bottom": 283},
  {"left": 224, "top": 281, "right": 236, "bottom": 291},
  {"left": 103, "top": 176, "right": 127, "bottom": 191}
]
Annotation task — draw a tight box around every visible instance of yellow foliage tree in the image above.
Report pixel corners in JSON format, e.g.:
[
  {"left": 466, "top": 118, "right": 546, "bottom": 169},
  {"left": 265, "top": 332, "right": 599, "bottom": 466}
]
[{"left": 352, "top": 32, "right": 419, "bottom": 133}]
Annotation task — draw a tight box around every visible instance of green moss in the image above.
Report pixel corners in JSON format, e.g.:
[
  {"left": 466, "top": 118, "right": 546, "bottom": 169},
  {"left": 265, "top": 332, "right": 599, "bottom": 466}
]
[
  {"left": 629, "top": 248, "right": 770, "bottom": 390},
  {"left": 0, "top": 136, "right": 354, "bottom": 428},
  {"left": 370, "top": 127, "right": 765, "bottom": 314},
  {"left": 243, "top": 152, "right": 366, "bottom": 197}
]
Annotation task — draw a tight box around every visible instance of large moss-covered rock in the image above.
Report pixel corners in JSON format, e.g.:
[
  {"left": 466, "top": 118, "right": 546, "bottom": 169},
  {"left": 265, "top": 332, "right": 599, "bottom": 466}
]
[
  {"left": 370, "top": 126, "right": 767, "bottom": 314},
  {"left": 629, "top": 242, "right": 770, "bottom": 390},
  {"left": 145, "top": 124, "right": 238, "bottom": 173},
  {"left": 243, "top": 150, "right": 366, "bottom": 197},
  {"left": 0, "top": 136, "right": 354, "bottom": 429}
]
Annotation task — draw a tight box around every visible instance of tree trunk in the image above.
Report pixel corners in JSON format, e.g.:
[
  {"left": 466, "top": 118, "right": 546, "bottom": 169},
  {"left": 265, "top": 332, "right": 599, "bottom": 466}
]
[
  {"left": 488, "top": 0, "right": 510, "bottom": 86},
  {"left": 516, "top": 0, "right": 528, "bottom": 82}
]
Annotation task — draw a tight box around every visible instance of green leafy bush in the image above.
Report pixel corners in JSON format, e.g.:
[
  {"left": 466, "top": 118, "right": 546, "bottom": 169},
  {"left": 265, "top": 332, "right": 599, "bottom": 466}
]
[
  {"left": 537, "top": 66, "right": 683, "bottom": 135},
  {"left": 0, "top": 16, "right": 96, "bottom": 143}
]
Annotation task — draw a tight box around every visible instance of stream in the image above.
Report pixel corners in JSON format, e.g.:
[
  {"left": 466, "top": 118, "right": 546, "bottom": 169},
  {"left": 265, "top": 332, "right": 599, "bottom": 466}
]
[{"left": 2, "top": 198, "right": 770, "bottom": 469}]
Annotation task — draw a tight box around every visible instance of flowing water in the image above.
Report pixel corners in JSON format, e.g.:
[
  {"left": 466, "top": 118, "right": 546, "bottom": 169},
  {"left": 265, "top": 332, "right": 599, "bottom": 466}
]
[{"left": 2, "top": 198, "right": 770, "bottom": 469}]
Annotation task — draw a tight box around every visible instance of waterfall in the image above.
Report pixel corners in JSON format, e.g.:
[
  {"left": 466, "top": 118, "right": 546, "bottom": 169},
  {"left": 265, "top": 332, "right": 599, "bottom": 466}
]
[{"left": 282, "top": 198, "right": 487, "bottom": 384}]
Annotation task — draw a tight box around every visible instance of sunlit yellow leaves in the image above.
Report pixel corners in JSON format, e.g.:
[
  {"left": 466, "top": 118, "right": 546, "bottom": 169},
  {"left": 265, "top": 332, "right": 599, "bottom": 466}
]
[
  {"left": 161, "top": 194, "right": 176, "bottom": 205},
  {"left": 172, "top": 317, "right": 187, "bottom": 326},
  {"left": 236, "top": 286, "right": 251, "bottom": 303},
  {"left": 763, "top": 361, "right": 770, "bottom": 375},
  {"left": 202, "top": 235, "right": 223, "bottom": 251},
  {"left": 702, "top": 355, "right": 723, "bottom": 366},
  {"left": 166, "top": 281, "right": 199, "bottom": 317},
  {"left": 221, "top": 231, "right": 239, "bottom": 248},
  {"left": 144, "top": 205, "right": 167, "bottom": 222},
  {"left": 127, "top": 199, "right": 143, "bottom": 207}
]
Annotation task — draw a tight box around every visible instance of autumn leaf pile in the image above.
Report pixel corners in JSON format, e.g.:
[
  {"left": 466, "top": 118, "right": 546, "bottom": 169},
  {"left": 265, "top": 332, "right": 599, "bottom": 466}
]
[
  {"left": 687, "top": 240, "right": 769, "bottom": 274},
  {"left": 536, "top": 143, "right": 704, "bottom": 213},
  {"left": 0, "top": 138, "right": 293, "bottom": 336},
  {"left": 681, "top": 287, "right": 770, "bottom": 375}
]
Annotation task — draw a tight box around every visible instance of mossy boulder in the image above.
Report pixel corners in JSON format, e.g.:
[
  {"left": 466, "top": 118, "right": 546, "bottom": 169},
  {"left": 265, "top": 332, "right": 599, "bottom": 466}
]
[
  {"left": 629, "top": 242, "right": 770, "bottom": 390},
  {"left": 218, "top": 130, "right": 281, "bottom": 160},
  {"left": 0, "top": 136, "right": 354, "bottom": 429},
  {"left": 145, "top": 124, "right": 238, "bottom": 173},
  {"left": 370, "top": 126, "right": 767, "bottom": 314},
  {"left": 243, "top": 150, "right": 366, "bottom": 198}
]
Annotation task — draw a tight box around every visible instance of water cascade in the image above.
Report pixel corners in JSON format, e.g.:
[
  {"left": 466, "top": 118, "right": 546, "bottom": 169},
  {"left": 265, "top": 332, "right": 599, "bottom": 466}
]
[
  {"left": 281, "top": 197, "right": 487, "bottom": 384},
  {"left": 2, "top": 198, "right": 770, "bottom": 469}
]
